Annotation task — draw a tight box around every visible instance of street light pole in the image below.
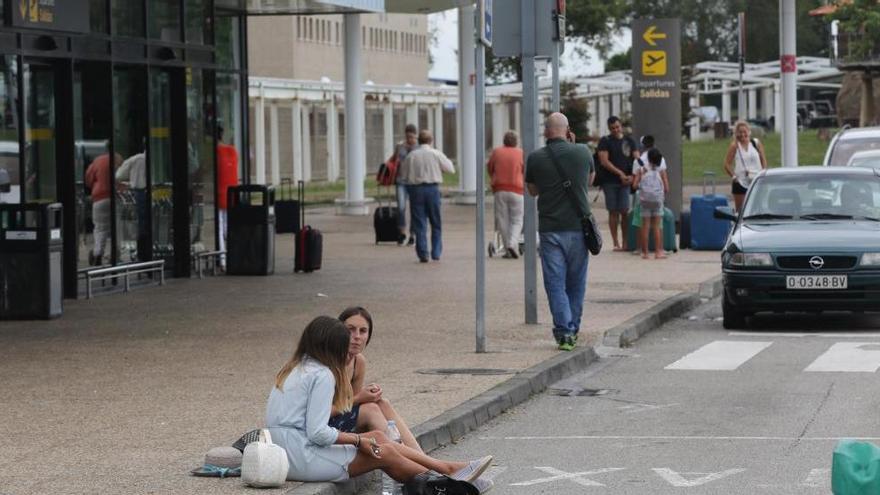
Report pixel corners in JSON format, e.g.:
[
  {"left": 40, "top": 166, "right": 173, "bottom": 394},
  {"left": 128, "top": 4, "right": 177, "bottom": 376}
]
[
  {"left": 737, "top": 12, "right": 745, "bottom": 123},
  {"left": 780, "top": 0, "right": 798, "bottom": 167}
]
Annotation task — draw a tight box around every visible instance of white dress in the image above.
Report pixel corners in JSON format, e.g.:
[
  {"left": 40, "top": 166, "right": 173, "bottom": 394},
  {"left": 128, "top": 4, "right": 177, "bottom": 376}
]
[
  {"left": 734, "top": 140, "right": 762, "bottom": 188},
  {"left": 265, "top": 358, "right": 357, "bottom": 482}
]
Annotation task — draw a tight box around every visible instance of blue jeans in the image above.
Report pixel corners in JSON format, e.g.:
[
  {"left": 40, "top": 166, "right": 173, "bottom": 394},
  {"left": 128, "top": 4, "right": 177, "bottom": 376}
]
[
  {"left": 407, "top": 183, "right": 442, "bottom": 260},
  {"left": 539, "top": 231, "right": 590, "bottom": 341},
  {"left": 395, "top": 183, "right": 409, "bottom": 232}
]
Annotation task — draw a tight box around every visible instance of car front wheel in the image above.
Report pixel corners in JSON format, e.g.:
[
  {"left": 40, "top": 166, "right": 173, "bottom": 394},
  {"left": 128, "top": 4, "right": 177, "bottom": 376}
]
[{"left": 722, "top": 295, "right": 748, "bottom": 329}]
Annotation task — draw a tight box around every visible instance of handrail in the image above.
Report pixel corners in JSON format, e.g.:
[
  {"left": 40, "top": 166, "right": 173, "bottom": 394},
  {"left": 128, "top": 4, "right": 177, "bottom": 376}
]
[{"left": 85, "top": 260, "right": 165, "bottom": 299}]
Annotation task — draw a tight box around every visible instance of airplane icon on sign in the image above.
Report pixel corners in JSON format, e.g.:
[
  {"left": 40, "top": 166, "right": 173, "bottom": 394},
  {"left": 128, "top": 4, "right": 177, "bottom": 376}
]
[
  {"left": 642, "top": 50, "right": 667, "bottom": 76},
  {"left": 645, "top": 53, "right": 664, "bottom": 67}
]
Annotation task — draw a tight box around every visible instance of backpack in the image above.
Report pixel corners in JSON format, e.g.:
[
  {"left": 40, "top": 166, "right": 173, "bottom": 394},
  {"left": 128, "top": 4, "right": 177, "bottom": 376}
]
[
  {"left": 638, "top": 160, "right": 664, "bottom": 204},
  {"left": 376, "top": 159, "right": 398, "bottom": 186}
]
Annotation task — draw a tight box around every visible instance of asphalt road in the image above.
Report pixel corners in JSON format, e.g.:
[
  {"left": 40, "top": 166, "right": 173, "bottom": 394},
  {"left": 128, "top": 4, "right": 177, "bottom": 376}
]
[{"left": 420, "top": 299, "right": 880, "bottom": 494}]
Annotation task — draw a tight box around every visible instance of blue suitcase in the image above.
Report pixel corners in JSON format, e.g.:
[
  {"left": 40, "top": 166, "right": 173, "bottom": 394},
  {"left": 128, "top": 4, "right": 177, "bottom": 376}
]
[{"left": 689, "top": 172, "right": 731, "bottom": 250}]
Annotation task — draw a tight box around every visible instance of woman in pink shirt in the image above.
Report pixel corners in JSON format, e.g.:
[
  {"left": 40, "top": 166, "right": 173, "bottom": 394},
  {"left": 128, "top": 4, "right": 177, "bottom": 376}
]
[{"left": 487, "top": 131, "right": 525, "bottom": 259}]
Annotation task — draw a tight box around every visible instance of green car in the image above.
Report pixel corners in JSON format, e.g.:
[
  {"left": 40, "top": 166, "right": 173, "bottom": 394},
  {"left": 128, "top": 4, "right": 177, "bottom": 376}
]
[{"left": 715, "top": 166, "right": 880, "bottom": 329}]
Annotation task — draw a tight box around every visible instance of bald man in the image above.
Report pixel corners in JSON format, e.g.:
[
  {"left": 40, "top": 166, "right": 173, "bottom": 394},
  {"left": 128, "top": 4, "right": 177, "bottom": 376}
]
[{"left": 525, "top": 113, "right": 594, "bottom": 351}]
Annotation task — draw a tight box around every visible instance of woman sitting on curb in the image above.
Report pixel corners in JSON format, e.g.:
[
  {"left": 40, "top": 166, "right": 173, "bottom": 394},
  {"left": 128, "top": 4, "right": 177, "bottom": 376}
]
[
  {"left": 265, "top": 315, "right": 493, "bottom": 487},
  {"left": 329, "top": 306, "right": 424, "bottom": 453}
]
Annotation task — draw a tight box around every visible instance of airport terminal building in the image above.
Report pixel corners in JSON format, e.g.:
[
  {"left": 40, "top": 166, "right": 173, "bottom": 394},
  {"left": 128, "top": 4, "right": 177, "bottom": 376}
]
[{"left": 0, "top": 0, "right": 387, "bottom": 298}]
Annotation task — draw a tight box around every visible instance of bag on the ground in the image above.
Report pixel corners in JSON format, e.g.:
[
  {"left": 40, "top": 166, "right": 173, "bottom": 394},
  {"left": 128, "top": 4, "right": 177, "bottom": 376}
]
[
  {"left": 294, "top": 180, "right": 323, "bottom": 272},
  {"left": 403, "top": 473, "right": 479, "bottom": 495},
  {"left": 376, "top": 159, "right": 398, "bottom": 187},
  {"left": 832, "top": 440, "right": 880, "bottom": 495},
  {"left": 275, "top": 178, "right": 301, "bottom": 234},
  {"left": 240, "top": 429, "right": 289, "bottom": 488}
]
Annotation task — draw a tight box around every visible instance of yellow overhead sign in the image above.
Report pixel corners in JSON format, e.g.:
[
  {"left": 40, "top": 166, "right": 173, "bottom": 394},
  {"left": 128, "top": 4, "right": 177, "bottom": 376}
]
[{"left": 642, "top": 25, "right": 667, "bottom": 46}]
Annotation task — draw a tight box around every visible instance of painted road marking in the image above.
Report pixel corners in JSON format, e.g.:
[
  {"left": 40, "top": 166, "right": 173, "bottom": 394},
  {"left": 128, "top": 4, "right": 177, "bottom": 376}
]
[
  {"left": 510, "top": 467, "right": 624, "bottom": 487},
  {"left": 802, "top": 468, "right": 830, "bottom": 488},
  {"left": 482, "top": 435, "right": 880, "bottom": 442},
  {"left": 805, "top": 342, "right": 880, "bottom": 372},
  {"left": 665, "top": 340, "right": 773, "bottom": 370},
  {"left": 729, "top": 331, "right": 880, "bottom": 339},
  {"left": 652, "top": 468, "right": 746, "bottom": 487}
]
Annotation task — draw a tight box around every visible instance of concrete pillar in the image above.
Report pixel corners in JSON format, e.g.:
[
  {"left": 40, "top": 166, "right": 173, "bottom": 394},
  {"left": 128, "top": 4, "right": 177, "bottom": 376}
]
[
  {"left": 491, "top": 103, "right": 504, "bottom": 149},
  {"left": 326, "top": 97, "right": 339, "bottom": 182},
  {"left": 747, "top": 89, "right": 757, "bottom": 120},
  {"left": 302, "top": 104, "right": 312, "bottom": 183},
  {"left": 861, "top": 73, "right": 875, "bottom": 127},
  {"left": 338, "top": 13, "right": 368, "bottom": 214},
  {"left": 598, "top": 96, "right": 609, "bottom": 133},
  {"left": 774, "top": 81, "right": 782, "bottom": 133},
  {"left": 762, "top": 86, "right": 774, "bottom": 119},
  {"left": 588, "top": 97, "right": 598, "bottom": 137},
  {"left": 611, "top": 93, "right": 621, "bottom": 117},
  {"left": 291, "top": 100, "right": 303, "bottom": 182},
  {"left": 406, "top": 102, "right": 418, "bottom": 128},
  {"left": 688, "top": 84, "right": 700, "bottom": 141},
  {"left": 780, "top": 0, "right": 798, "bottom": 166},
  {"left": 513, "top": 101, "right": 521, "bottom": 135},
  {"left": 433, "top": 103, "right": 444, "bottom": 154},
  {"left": 457, "top": 3, "right": 476, "bottom": 202},
  {"left": 383, "top": 100, "right": 394, "bottom": 162},
  {"left": 255, "top": 85, "right": 266, "bottom": 184},
  {"left": 269, "top": 103, "right": 280, "bottom": 185},
  {"left": 721, "top": 81, "right": 731, "bottom": 124}
]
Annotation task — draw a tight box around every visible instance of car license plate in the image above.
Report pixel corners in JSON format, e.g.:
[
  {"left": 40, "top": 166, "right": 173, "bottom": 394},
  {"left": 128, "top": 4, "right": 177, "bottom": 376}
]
[{"left": 786, "top": 275, "right": 848, "bottom": 290}]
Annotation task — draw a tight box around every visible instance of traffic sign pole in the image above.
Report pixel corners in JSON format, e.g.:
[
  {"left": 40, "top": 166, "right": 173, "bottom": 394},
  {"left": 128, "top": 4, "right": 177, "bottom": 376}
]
[{"left": 475, "top": 1, "right": 489, "bottom": 353}]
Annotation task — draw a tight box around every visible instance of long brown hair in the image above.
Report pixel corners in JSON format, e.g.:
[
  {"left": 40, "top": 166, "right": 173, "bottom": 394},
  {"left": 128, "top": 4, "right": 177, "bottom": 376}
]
[
  {"left": 275, "top": 316, "right": 353, "bottom": 412},
  {"left": 338, "top": 306, "right": 374, "bottom": 345}
]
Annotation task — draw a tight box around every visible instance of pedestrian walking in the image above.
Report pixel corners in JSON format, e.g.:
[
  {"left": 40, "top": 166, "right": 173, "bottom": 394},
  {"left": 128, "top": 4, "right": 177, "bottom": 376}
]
[
  {"left": 487, "top": 131, "right": 524, "bottom": 259},
  {"left": 723, "top": 121, "right": 767, "bottom": 212},
  {"left": 216, "top": 126, "right": 239, "bottom": 270},
  {"left": 398, "top": 130, "right": 455, "bottom": 263},
  {"left": 525, "top": 113, "right": 594, "bottom": 351},
  {"left": 388, "top": 124, "right": 419, "bottom": 245},
  {"left": 632, "top": 148, "right": 670, "bottom": 260},
  {"left": 596, "top": 116, "right": 639, "bottom": 251},
  {"left": 84, "top": 143, "right": 121, "bottom": 266}
]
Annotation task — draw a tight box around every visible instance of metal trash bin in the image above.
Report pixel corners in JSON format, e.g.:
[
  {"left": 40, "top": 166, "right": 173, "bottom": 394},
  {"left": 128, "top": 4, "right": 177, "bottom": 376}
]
[
  {"left": 226, "top": 185, "right": 275, "bottom": 275},
  {"left": 0, "top": 203, "right": 63, "bottom": 319}
]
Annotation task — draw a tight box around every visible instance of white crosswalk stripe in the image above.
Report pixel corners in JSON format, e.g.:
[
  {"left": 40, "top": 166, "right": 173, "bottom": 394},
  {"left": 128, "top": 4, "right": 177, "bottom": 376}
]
[
  {"left": 666, "top": 340, "right": 880, "bottom": 373},
  {"left": 665, "top": 340, "right": 773, "bottom": 371}
]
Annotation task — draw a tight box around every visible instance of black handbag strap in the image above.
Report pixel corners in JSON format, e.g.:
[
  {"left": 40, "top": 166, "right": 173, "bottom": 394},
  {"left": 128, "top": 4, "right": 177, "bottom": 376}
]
[{"left": 545, "top": 142, "right": 589, "bottom": 223}]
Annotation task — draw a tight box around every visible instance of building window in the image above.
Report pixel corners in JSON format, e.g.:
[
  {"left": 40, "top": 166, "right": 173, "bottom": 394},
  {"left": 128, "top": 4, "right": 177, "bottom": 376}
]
[
  {"left": 0, "top": 56, "right": 19, "bottom": 201},
  {"left": 336, "top": 22, "right": 340, "bottom": 45},
  {"left": 186, "top": 0, "right": 208, "bottom": 44},
  {"left": 216, "top": 15, "right": 241, "bottom": 70},
  {"left": 90, "top": 0, "right": 108, "bottom": 34},
  {"left": 111, "top": 0, "right": 144, "bottom": 37},
  {"left": 149, "top": 0, "right": 182, "bottom": 42}
]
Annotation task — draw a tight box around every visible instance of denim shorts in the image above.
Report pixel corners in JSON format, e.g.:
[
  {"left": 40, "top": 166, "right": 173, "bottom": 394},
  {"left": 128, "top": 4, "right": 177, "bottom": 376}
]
[
  {"left": 602, "top": 183, "right": 631, "bottom": 212},
  {"left": 640, "top": 200, "right": 663, "bottom": 218}
]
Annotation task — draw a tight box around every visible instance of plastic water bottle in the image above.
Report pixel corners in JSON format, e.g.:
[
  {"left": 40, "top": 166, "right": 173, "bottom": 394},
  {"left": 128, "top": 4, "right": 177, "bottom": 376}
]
[{"left": 381, "top": 420, "right": 403, "bottom": 495}]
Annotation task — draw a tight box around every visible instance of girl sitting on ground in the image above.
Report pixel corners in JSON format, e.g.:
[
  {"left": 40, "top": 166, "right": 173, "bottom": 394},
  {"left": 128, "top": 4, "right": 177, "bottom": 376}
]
[
  {"left": 329, "top": 306, "right": 423, "bottom": 453},
  {"left": 266, "top": 315, "right": 493, "bottom": 487}
]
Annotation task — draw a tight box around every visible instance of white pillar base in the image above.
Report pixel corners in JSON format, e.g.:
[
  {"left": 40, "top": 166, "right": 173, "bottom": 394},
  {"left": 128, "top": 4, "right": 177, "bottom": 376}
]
[
  {"left": 453, "top": 189, "right": 478, "bottom": 205},
  {"left": 334, "top": 197, "right": 374, "bottom": 216}
]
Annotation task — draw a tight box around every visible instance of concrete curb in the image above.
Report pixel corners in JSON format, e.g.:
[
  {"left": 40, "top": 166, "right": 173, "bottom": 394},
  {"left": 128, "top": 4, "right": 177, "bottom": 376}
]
[
  {"left": 286, "top": 274, "right": 722, "bottom": 495},
  {"left": 602, "top": 274, "right": 722, "bottom": 348}
]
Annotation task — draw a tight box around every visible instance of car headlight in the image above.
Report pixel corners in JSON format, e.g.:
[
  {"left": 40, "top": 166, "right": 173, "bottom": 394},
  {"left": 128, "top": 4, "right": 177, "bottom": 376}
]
[
  {"left": 727, "top": 252, "right": 773, "bottom": 267},
  {"left": 861, "top": 253, "right": 880, "bottom": 266}
]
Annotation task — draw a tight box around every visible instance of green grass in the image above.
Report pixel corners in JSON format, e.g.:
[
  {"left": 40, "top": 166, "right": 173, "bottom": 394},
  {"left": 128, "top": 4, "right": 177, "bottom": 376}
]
[{"left": 682, "top": 130, "right": 831, "bottom": 184}]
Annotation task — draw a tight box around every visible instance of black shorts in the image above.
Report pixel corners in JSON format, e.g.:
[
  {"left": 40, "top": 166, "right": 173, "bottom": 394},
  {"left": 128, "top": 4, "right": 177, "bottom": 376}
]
[
  {"left": 731, "top": 180, "right": 748, "bottom": 195},
  {"left": 328, "top": 403, "right": 361, "bottom": 432}
]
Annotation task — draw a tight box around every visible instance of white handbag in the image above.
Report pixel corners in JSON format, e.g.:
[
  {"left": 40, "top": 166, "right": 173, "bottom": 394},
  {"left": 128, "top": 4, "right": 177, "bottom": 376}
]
[{"left": 241, "top": 429, "right": 289, "bottom": 488}]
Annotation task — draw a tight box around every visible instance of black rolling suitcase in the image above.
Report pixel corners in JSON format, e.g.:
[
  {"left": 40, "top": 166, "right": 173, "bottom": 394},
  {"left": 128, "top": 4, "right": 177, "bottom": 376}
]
[
  {"left": 294, "top": 181, "right": 322, "bottom": 273},
  {"left": 275, "top": 178, "right": 300, "bottom": 234},
  {"left": 374, "top": 186, "right": 400, "bottom": 244}
]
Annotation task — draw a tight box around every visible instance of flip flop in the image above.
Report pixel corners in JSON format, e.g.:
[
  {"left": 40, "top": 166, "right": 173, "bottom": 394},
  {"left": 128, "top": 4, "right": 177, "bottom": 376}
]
[{"left": 451, "top": 455, "right": 493, "bottom": 483}]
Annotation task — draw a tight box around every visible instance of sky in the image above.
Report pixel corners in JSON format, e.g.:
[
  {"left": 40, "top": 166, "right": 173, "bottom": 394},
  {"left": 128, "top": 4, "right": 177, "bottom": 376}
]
[{"left": 427, "top": 9, "right": 631, "bottom": 82}]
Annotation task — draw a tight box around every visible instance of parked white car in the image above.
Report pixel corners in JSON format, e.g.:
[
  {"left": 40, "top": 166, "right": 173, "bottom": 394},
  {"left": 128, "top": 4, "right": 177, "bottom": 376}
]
[
  {"left": 823, "top": 126, "right": 880, "bottom": 167},
  {"left": 847, "top": 149, "right": 880, "bottom": 169}
]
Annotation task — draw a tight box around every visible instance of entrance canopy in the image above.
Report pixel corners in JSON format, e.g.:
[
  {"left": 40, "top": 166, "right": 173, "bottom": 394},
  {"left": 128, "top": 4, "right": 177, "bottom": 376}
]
[{"left": 236, "top": 0, "right": 459, "bottom": 14}]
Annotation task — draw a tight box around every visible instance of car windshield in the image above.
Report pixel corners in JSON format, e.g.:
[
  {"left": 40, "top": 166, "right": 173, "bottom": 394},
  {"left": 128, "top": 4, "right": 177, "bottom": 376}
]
[
  {"left": 848, "top": 154, "right": 880, "bottom": 169},
  {"left": 742, "top": 174, "right": 880, "bottom": 221},
  {"left": 828, "top": 137, "right": 880, "bottom": 166}
]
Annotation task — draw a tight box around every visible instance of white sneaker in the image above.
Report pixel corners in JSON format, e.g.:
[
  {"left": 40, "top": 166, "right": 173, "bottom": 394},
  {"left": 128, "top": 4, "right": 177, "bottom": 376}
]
[{"left": 450, "top": 455, "right": 493, "bottom": 483}]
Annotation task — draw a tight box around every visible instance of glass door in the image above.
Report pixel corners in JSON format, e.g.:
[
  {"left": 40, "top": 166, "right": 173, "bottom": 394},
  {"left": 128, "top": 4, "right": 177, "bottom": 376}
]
[
  {"left": 149, "top": 69, "right": 174, "bottom": 264},
  {"left": 23, "top": 61, "right": 56, "bottom": 203}
]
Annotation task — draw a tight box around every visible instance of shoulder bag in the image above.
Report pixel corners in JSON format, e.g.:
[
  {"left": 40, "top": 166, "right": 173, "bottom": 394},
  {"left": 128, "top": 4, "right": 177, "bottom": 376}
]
[
  {"left": 240, "top": 429, "right": 289, "bottom": 488},
  {"left": 545, "top": 144, "right": 603, "bottom": 256}
]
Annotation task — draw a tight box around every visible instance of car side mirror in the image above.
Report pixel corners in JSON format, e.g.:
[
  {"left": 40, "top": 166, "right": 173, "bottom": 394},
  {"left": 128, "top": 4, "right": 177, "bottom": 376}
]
[{"left": 714, "top": 206, "right": 737, "bottom": 221}]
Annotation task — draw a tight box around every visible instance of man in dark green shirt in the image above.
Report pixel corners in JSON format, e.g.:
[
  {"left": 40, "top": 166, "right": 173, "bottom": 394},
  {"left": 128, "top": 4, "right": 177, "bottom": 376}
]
[{"left": 525, "top": 113, "right": 594, "bottom": 351}]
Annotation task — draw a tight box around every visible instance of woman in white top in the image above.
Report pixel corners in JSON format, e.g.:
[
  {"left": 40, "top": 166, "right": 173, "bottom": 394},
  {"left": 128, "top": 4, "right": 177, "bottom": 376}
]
[
  {"left": 724, "top": 121, "right": 768, "bottom": 212},
  {"left": 265, "top": 316, "right": 493, "bottom": 486}
]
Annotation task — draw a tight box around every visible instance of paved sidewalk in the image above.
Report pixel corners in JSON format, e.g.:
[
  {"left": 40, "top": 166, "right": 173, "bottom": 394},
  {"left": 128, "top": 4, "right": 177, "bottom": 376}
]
[{"left": 0, "top": 190, "right": 722, "bottom": 494}]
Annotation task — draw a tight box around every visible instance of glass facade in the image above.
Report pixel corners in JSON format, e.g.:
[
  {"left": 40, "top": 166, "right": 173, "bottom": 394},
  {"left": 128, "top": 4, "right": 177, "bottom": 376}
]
[{"left": 0, "top": 0, "right": 249, "bottom": 296}]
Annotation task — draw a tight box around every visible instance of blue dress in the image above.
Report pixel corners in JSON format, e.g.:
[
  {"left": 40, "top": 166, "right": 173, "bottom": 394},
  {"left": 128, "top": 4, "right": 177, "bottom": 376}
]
[{"left": 265, "top": 358, "right": 357, "bottom": 482}]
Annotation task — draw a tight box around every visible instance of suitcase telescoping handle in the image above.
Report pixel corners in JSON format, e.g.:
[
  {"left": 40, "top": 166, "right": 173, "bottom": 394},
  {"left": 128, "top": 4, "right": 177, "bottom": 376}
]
[
  {"left": 280, "top": 177, "right": 294, "bottom": 199},
  {"left": 298, "top": 180, "right": 305, "bottom": 228},
  {"left": 702, "top": 171, "right": 717, "bottom": 196}
]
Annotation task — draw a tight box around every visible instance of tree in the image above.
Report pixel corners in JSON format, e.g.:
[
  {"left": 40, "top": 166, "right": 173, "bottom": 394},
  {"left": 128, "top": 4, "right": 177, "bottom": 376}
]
[
  {"left": 604, "top": 48, "right": 632, "bottom": 72},
  {"left": 830, "top": 0, "right": 880, "bottom": 126},
  {"left": 738, "top": 0, "right": 828, "bottom": 63}
]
